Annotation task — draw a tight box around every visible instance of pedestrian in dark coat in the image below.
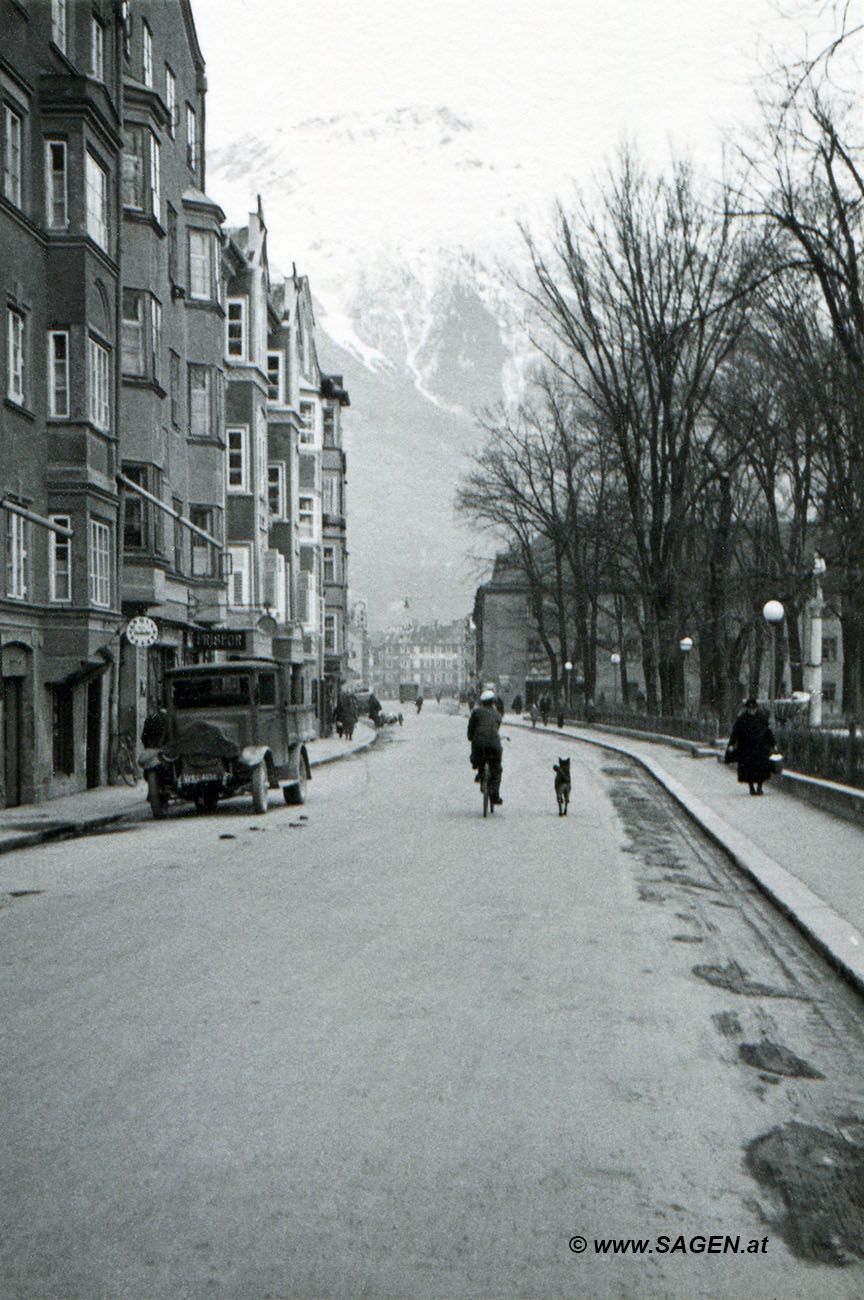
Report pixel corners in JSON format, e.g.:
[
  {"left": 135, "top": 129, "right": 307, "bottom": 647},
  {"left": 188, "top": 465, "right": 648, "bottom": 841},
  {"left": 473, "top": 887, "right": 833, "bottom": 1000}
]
[
  {"left": 340, "top": 691, "right": 358, "bottom": 740},
  {"left": 726, "top": 698, "right": 775, "bottom": 796}
]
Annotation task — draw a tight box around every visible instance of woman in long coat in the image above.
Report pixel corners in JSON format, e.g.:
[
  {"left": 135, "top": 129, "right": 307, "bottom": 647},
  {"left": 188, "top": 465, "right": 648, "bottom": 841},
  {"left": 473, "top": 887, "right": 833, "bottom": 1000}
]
[{"left": 727, "top": 698, "right": 775, "bottom": 796}]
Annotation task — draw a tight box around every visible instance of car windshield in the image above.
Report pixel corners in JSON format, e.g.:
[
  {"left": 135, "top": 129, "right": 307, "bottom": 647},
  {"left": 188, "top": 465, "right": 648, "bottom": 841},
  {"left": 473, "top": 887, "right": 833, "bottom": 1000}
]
[{"left": 171, "top": 674, "right": 252, "bottom": 710}]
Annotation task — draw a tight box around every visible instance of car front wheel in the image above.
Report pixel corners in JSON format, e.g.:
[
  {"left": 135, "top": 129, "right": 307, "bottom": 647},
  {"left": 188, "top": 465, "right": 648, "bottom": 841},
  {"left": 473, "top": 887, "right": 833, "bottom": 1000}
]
[
  {"left": 283, "top": 762, "right": 307, "bottom": 805},
  {"left": 251, "top": 762, "right": 269, "bottom": 814}
]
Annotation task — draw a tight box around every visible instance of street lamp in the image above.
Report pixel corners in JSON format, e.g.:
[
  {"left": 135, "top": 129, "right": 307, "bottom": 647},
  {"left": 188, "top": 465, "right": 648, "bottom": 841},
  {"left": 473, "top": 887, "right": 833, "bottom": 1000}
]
[
  {"left": 762, "top": 600, "right": 785, "bottom": 715},
  {"left": 679, "top": 636, "right": 693, "bottom": 716},
  {"left": 564, "top": 660, "right": 573, "bottom": 712},
  {"left": 610, "top": 652, "right": 621, "bottom": 708}
]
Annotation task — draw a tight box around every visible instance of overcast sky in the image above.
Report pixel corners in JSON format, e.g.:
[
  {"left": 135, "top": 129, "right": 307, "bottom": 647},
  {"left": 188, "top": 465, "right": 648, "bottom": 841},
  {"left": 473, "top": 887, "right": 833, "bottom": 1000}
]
[{"left": 198, "top": 4, "right": 852, "bottom": 211}]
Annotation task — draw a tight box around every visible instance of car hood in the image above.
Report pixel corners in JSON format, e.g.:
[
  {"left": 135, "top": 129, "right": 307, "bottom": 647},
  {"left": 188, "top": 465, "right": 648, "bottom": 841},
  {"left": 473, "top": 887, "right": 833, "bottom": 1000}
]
[{"left": 162, "top": 719, "right": 241, "bottom": 761}]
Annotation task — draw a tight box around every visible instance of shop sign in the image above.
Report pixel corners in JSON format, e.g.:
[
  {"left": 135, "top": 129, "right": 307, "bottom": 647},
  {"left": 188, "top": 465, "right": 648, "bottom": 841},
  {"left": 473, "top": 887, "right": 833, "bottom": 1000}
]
[
  {"left": 191, "top": 629, "right": 247, "bottom": 651},
  {"left": 125, "top": 616, "right": 159, "bottom": 647}
]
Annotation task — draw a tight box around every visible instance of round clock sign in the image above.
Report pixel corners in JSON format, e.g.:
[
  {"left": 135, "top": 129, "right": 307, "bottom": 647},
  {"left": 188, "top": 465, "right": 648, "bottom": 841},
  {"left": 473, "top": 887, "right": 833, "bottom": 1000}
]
[{"left": 125, "top": 616, "right": 159, "bottom": 647}]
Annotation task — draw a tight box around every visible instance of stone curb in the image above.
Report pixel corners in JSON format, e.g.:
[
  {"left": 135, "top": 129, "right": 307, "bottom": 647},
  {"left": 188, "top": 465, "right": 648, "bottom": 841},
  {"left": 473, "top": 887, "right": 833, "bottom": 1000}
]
[
  {"left": 0, "top": 729, "right": 379, "bottom": 858},
  {"left": 506, "top": 718, "right": 864, "bottom": 998}
]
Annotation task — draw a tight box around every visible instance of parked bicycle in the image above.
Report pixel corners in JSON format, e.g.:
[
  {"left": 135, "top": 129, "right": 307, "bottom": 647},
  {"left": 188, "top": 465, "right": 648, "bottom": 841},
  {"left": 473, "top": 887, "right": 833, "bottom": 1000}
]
[{"left": 108, "top": 732, "right": 139, "bottom": 786}]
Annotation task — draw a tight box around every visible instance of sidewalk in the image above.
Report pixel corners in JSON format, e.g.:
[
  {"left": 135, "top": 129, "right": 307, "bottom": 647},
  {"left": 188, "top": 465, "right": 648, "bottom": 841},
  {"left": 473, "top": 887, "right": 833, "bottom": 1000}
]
[
  {"left": 0, "top": 722, "right": 378, "bottom": 856},
  {"left": 508, "top": 718, "right": 864, "bottom": 996}
]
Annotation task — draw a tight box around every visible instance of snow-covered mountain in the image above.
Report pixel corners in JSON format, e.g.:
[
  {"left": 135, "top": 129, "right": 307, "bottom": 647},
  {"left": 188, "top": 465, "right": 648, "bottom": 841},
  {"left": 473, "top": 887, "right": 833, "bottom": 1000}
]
[{"left": 209, "top": 105, "right": 542, "bottom": 625}]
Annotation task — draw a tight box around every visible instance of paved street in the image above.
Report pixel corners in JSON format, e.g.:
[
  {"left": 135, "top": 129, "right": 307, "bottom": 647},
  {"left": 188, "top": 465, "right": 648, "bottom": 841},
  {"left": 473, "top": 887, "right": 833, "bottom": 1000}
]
[{"left": 3, "top": 707, "right": 864, "bottom": 1299}]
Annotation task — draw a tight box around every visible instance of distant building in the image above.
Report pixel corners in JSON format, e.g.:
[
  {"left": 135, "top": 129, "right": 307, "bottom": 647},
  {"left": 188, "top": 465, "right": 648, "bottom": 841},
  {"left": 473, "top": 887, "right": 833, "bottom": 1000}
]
[
  {"left": 346, "top": 598, "right": 370, "bottom": 688},
  {"left": 370, "top": 619, "right": 474, "bottom": 698}
]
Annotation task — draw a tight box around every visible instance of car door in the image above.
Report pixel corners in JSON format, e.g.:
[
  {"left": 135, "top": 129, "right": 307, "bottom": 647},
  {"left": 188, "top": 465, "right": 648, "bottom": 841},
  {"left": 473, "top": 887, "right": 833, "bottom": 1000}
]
[{"left": 255, "top": 669, "right": 283, "bottom": 770}]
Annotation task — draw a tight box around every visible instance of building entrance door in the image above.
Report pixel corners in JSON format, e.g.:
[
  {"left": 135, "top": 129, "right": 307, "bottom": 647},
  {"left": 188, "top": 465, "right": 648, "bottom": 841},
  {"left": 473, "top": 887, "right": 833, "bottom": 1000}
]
[
  {"left": 2, "top": 677, "right": 23, "bottom": 807},
  {"left": 86, "top": 677, "right": 102, "bottom": 788}
]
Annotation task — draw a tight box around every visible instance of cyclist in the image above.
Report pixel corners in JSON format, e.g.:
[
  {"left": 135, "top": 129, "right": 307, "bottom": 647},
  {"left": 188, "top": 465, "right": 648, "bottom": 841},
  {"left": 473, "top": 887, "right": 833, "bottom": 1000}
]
[{"left": 467, "top": 687, "right": 503, "bottom": 805}]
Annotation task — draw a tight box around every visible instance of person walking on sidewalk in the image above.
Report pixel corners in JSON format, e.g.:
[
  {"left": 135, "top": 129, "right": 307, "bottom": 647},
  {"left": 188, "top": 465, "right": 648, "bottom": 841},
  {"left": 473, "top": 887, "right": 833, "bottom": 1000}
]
[{"left": 726, "top": 697, "right": 775, "bottom": 796}]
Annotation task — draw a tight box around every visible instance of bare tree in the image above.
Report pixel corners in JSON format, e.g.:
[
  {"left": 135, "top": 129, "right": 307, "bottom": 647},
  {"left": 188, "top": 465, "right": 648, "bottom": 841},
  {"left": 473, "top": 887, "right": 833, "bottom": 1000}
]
[{"left": 522, "top": 150, "right": 764, "bottom": 710}]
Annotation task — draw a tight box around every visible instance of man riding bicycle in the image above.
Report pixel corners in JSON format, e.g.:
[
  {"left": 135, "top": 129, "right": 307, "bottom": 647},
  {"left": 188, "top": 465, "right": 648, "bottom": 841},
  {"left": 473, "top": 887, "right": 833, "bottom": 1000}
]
[{"left": 467, "top": 687, "right": 503, "bottom": 805}]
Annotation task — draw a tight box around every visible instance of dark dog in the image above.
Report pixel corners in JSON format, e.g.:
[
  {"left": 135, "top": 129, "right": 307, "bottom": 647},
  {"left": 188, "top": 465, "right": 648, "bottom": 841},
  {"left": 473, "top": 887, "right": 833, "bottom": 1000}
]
[{"left": 553, "top": 758, "right": 571, "bottom": 816}]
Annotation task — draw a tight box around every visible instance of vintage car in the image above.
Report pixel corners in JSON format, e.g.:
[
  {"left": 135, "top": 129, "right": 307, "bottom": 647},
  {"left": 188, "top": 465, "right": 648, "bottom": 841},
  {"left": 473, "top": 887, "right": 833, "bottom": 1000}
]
[{"left": 141, "top": 659, "right": 316, "bottom": 818}]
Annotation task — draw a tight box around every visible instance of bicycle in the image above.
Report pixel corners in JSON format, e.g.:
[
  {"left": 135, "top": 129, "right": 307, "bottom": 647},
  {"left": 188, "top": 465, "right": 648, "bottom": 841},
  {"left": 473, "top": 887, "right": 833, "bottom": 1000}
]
[
  {"left": 478, "top": 760, "right": 494, "bottom": 817},
  {"left": 108, "top": 732, "right": 139, "bottom": 786}
]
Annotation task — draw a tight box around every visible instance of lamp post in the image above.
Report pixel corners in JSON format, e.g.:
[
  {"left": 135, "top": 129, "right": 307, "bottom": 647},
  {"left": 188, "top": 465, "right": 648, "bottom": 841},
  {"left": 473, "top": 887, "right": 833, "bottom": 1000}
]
[
  {"left": 679, "top": 637, "right": 693, "bottom": 716},
  {"left": 805, "top": 556, "right": 826, "bottom": 728},
  {"left": 610, "top": 652, "right": 621, "bottom": 708},
  {"left": 762, "top": 600, "right": 785, "bottom": 717},
  {"left": 564, "top": 661, "right": 573, "bottom": 712}
]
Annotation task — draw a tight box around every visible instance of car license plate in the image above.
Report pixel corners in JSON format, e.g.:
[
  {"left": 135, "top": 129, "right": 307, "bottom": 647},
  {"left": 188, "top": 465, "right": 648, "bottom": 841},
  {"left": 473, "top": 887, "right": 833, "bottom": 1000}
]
[{"left": 181, "top": 765, "right": 221, "bottom": 785}]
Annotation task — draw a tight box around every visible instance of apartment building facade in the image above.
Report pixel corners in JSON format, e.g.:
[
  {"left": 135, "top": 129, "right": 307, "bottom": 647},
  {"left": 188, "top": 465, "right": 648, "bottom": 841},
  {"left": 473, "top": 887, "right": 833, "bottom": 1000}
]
[
  {"left": 370, "top": 620, "right": 474, "bottom": 699},
  {"left": 1, "top": 1, "right": 354, "bottom": 805},
  {"left": 1, "top": 0, "right": 125, "bottom": 804},
  {"left": 116, "top": 0, "right": 228, "bottom": 745}
]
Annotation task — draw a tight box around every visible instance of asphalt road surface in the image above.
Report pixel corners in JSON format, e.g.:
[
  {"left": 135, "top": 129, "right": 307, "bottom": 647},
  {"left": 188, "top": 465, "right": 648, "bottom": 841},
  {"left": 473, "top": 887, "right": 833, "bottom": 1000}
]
[{"left": 3, "top": 705, "right": 864, "bottom": 1299}]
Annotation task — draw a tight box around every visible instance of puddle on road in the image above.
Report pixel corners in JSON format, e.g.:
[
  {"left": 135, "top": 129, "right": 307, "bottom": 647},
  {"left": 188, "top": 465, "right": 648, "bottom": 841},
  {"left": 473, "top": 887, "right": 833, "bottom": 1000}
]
[
  {"left": 692, "top": 960, "right": 801, "bottom": 999},
  {"left": 739, "top": 1039, "right": 824, "bottom": 1079},
  {"left": 746, "top": 1120, "right": 864, "bottom": 1264}
]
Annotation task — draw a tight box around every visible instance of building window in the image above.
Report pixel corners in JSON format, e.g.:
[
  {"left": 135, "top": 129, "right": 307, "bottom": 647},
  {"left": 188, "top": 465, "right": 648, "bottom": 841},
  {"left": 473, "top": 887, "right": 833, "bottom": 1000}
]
[
  {"left": 188, "top": 229, "right": 214, "bottom": 300},
  {"left": 85, "top": 151, "right": 109, "bottom": 249},
  {"left": 52, "top": 684, "right": 75, "bottom": 774},
  {"left": 121, "top": 288, "right": 144, "bottom": 375},
  {"left": 322, "top": 473, "right": 340, "bottom": 517},
  {"left": 167, "top": 203, "right": 178, "bottom": 282},
  {"left": 51, "top": 0, "right": 67, "bottom": 52},
  {"left": 226, "top": 298, "right": 247, "bottom": 360},
  {"left": 266, "top": 351, "right": 284, "bottom": 403},
  {"left": 123, "top": 466, "right": 146, "bottom": 549},
  {"left": 325, "top": 613, "right": 337, "bottom": 653},
  {"left": 89, "top": 519, "right": 111, "bottom": 607},
  {"left": 45, "top": 139, "right": 67, "bottom": 227},
  {"left": 48, "top": 330, "right": 69, "bottom": 417},
  {"left": 189, "top": 365, "right": 213, "bottom": 437},
  {"left": 323, "top": 544, "right": 335, "bottom": 583},
  {"left": 323, "top": 405, "right": 336, "bottom": 446},
  {"left": 150, "top": 298, "right": 162, "bottom": 384},
  {"left": 268, "top": 463, "right": 285, "bottom": 518},
  {"left": 299, "top": 399, "right": 315, "bottom": 444},
  {"left": 121, "top": 125, "right": 145, "bottom": 209},
  {"left": 149, "top": 132, "right": 160, "bottom": 219},
  {"left": 823, "top": 681, "right": 837, "bottom": 704},
  {"left": 169, "top": 349, "right": 180, "bottom": 426},
  {"left": 49, "top": 515, "right": 71, "bottom": 601},
  {"left": 91, "top": 16, "right": 105, "bottom": 79},
  {"left": 298, "top": 494, "right": 314, "bottom": 537},
  {"left": 185, "top": 103, "right": 197, "bottom": 170},
  {"left": 88, "top": 337, "right": 110, "bottom": 429},
  {"left": 165, "top": 67, "right": 177, "bottom": 136},
  {"left": 5, "top": 511, "right": 28, "bottom": 599},
  {"left": 190, "top": 505, "right": 215, "bottom": 576},
  {"left": 142, "top": 20, "right": 153, "bottom": 86},
  {"left": 227, "top": 545, "right": 251, "bottom": 607},
  {"left": 3, "top": 106, "right": 22, "bottom": 208},
  {"left": 7, "top": 308, "right": 25, "bottom": 403},
  {"left": 823, "top": 636, "right": 838, "bottom": 663},
  {"left": 173, "top": 498, "right": 184, "bottom": 574},
  {"left": 226, "top": 426, "right": 248, "bottom": 491}
]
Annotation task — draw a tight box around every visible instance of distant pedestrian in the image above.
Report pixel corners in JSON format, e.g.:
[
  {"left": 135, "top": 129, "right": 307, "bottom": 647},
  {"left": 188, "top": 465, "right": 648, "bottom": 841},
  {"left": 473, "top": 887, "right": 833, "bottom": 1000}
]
[
  {"left": 368, "top": 692, "right": 382, "bottom": 727},
  {"left": 530, "top": 702, "right": 539, "bottom": 728},
  {"left": 539, "top": 694, "right": 550, "bottom": 726},
  {"left": 725, "top": 697, "right": 775, "bottom": 796},
  {"left": 415, "top": 695, "right": 423, "bottom": 714},
  {"left": 511, "top": 693, "right": 522, "bottom": 716}
]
